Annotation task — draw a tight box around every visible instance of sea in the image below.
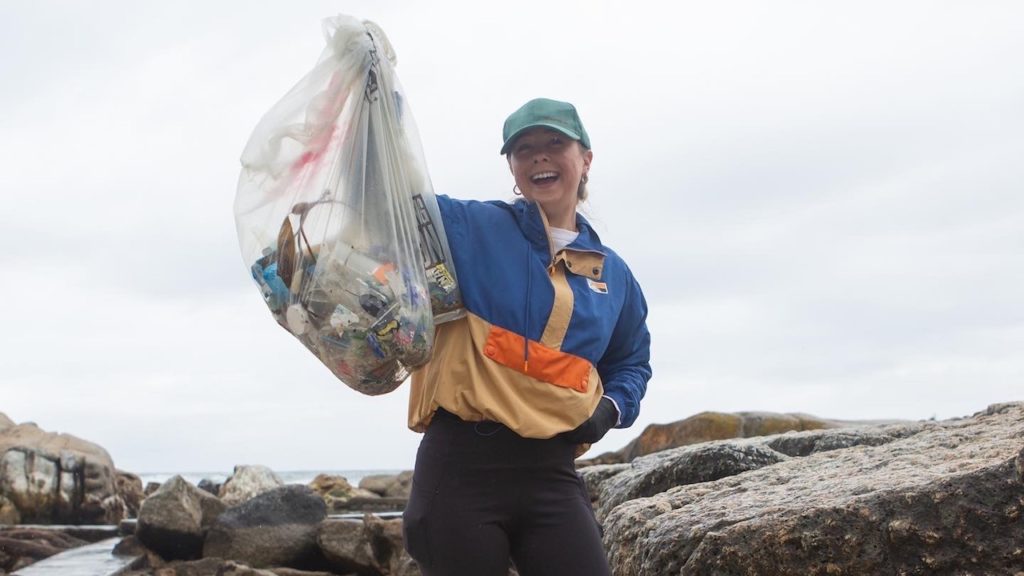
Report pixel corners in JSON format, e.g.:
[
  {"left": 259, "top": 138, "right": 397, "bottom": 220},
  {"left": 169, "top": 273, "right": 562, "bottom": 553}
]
[{"left": 137, "top": 469, "right": 403, "bottom": 488}]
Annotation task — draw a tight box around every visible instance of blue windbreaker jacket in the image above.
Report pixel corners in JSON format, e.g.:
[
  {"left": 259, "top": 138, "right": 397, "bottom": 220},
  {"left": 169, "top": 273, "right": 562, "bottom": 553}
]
[{"left": 407, "top": 195, "right": 651, "bottom": 437}]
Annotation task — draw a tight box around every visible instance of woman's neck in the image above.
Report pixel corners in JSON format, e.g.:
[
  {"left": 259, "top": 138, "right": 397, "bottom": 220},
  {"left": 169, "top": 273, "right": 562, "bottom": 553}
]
[{"left": 538, "top": 203, "right": 577, "bottom": 231}]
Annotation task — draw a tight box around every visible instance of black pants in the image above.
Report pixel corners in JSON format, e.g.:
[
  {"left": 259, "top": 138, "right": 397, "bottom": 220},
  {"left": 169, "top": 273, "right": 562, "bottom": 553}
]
[{"left": 402, "top": 409, "right": 611, "bottom": 576}]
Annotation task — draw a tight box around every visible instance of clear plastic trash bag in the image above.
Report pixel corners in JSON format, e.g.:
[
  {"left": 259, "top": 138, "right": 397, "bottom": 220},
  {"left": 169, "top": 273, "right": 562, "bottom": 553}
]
[{"left": 234, "top": 15, "right": 463, "bottom": 395}]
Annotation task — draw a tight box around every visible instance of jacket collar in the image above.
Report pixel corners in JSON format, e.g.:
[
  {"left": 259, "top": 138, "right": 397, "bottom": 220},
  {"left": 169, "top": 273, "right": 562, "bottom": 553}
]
[{"left": 510, "top": 199, "right": 604, "bottom": 254}]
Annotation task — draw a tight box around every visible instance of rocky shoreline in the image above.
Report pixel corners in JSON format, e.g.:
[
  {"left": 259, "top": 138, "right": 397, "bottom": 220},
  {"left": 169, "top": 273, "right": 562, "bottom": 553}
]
[{"left": 3, "top": 403, "right": 1023, "bottom": 575}]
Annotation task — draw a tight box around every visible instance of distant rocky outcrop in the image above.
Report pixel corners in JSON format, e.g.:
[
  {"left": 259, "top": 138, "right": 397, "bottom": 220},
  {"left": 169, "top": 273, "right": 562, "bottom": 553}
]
[
  {"left": 598, "top": 402, "right": 1024, "bottom": 575},
  {"left": 0, "top": 412, "right": 126, "bottom": 525},
  {"left": 583, "top": 410, "right": 901, "bottom": 465}
]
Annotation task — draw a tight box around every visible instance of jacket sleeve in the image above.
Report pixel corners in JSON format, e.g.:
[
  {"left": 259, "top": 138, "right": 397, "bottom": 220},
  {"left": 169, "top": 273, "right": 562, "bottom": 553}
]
[
  {"left": 596, "top": 266, "right": 652, "bottom": 428},
  {"left": 435, "top": 194, "right": 463, "bottom": 245}
]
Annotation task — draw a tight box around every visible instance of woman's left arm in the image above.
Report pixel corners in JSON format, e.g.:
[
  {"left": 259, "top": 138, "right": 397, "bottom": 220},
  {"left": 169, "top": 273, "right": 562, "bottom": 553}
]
[{"left": 597, "top": 270, "right": 652, "bottom": 428}]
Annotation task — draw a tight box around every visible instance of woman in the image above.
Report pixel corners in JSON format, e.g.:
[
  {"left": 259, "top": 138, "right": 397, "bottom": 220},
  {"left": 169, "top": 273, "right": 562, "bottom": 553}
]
[{"left": 402, "top": 98, "right": 652, "bottom": 576}]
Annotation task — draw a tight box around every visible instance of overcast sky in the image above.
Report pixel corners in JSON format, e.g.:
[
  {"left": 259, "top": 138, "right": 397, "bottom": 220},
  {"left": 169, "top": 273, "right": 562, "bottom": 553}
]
[{"left": 1, "top": 1, "right": 1022, "bottom": 475}]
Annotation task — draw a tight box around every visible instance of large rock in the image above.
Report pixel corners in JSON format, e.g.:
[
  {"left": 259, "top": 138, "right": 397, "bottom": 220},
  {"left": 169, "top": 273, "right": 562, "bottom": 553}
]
[
  {"left": 584, "top": 410, "right": 897, "bottom": 465},
  {"left": 602, "top": 402, "right": 1024, "bottom": 576},
  {"left": 595, "top": 441, "right": 789, "bottom": 517},
  {"left": 363, "top": 515, "right": 424, "bottom": 576},
  {"left": 203, "top": 485, "right": 327, "bottom": 570},
  {"left": 358, "top": 471, "right": 413, "bottom": 499},
  {"left": 318, "top": 516, "right": 424, "bottom": 576},
  {"left": 116, "top": 470, "right": 145, "bottom": 518},
  {"left": 196, "top": 478, "right": 221, "bottom": 497},
  {"left": 136, "top": 475, "right": 227, "bottom": 561},
  {"left": 0, "top": 419, "right": 126, "bottom": 524},
  {"left": 219, "top": 465, "right": 284, "bottom": 506},
  {"left": 308, "top": 473, "right": 379, "bottom": 512},
  {"left": 595, "top": 422, "right": 923, "bottom": 517},
  {"left": 317, "top": 518, "right": 376, "bottom": 574}
]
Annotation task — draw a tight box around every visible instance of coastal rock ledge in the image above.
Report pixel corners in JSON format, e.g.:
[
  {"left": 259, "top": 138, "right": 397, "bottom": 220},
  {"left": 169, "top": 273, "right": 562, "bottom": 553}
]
[
  {"left": 0, "top": 413, "right": 125, "bottom": 525},
  {"left": 597, "top": 402, "right": 1024, "bottom": 576}
]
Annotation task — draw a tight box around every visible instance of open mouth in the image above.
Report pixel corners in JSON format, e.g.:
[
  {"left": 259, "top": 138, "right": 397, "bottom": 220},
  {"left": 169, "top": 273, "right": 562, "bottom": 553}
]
[{"left": 530, "top": 171, "right": 559, "bottom": 185}]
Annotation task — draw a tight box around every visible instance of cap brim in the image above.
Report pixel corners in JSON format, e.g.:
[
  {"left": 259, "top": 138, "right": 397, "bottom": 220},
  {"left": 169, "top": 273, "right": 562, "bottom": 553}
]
[{"left": 499, "top": 122, "right": 582, "bottom": 155}]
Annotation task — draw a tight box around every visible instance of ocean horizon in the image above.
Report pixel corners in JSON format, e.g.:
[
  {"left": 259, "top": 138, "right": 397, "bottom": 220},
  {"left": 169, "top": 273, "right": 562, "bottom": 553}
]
[{"left": 137, "top": 469, "right": 405, "bottom": 488}]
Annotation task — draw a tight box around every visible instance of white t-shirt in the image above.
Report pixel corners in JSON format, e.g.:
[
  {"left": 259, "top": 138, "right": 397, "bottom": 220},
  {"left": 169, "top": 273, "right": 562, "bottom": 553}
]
[{"left": 549, "top": 227, "right": 579, "bottom": 253}]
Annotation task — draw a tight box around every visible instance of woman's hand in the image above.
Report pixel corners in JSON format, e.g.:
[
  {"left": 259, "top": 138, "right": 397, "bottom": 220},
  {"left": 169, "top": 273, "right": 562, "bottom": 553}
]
[{"left": 561, "top": 397, "right": 618, "bottom": 444}]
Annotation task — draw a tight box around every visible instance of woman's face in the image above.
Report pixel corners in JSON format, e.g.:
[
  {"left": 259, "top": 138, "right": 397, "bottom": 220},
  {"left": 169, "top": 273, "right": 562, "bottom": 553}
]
[{"left": 508, "top": 127, "right": 593, "bottom": 226}]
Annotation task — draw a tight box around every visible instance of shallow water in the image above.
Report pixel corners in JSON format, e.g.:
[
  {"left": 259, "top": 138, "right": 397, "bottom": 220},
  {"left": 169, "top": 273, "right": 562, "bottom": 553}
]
[{"left": 12, "top": 538, "right": 137, "bottom": 576}]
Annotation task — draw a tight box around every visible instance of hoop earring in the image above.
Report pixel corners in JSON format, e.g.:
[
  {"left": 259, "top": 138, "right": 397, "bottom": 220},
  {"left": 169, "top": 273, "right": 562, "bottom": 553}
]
[
  {"left": 513, "top": 184, "right": 522, "bottom": 196},
  {"left": 582, "top": 174, "right": 589, "bottom": 184}
]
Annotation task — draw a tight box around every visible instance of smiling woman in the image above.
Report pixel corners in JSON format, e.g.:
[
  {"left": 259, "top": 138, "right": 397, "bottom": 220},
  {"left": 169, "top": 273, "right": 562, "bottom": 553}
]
[
  {"left": 401, "top": 98, "right": 652, "bottom": 576},
  {"left": 503, "top": 99, "right": 594, "bottom": 230}
]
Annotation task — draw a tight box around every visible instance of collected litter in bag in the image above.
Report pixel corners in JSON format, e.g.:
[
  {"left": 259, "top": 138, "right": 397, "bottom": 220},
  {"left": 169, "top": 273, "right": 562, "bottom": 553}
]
[{"left": 234, "top": 15, "right": 463, "bottom": 395}]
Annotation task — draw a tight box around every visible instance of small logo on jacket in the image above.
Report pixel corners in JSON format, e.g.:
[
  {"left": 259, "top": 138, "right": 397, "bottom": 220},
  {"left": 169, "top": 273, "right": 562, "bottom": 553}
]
[{"left": 587, "top": 279, "right": 608, "bottom": 294}]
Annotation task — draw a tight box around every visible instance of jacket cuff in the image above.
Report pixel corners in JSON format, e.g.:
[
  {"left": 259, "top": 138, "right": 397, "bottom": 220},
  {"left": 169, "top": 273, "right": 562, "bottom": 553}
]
[{"left": 601, "top": 394, "right": 623, "bottom": 427}]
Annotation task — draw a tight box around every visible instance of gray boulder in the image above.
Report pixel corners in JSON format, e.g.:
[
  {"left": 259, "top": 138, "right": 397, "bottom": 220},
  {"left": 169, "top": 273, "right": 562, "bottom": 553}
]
[
  {"left": 203, "top": 485, "right": 327, "bottom": 569},
  {"left": 116, "top": 470, "right": 145, "bottom": 518},
  {"left": 308, "top": 473, "right": 379, "bottom": 513},
  {"left": 196, "top": 477, "right": 221, "bottom": 497},
  {"left": 358, "top": 471, "right": 413, "bottom": 499},
  {"left": 0, "top": 419, "right": 126, "bottom": 524},
  {"left": 219, "top": 465, "right": 283, "bottom": 506},
  {"left": 318, "top": 515, "right": 418, "bottom": 576},
  {"left": 577, "top": 463, "right": 630, "bottom": 506},
  {"left": 595, "top": 441, "right": 791, "bottom": 517},
  {"left": 317, "top": 518, "right": 376, "bottom": 574},
  {"left": 602, "top": 402, "right": 1024, "bottom": 576},
  {"left": 144, "top": 481, "right": 162, "bottom": 496},
  {"left": 136, "top": 475, "right": 227, "bottom": 560},
  {"left": 595, "top": 421, "right": 926, "bottom": 518}
]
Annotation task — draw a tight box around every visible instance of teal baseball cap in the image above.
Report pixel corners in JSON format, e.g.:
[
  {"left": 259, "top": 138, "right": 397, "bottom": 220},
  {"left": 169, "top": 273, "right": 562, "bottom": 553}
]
[{"left": 500, "top": 98, "right": 591, "bottom": 155}]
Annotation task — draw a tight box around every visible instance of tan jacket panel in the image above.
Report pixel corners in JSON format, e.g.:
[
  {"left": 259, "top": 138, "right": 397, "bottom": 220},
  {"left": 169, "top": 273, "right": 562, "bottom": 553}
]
[{"left": 408, "top": 313, "right": 604, "bottom": 438}]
